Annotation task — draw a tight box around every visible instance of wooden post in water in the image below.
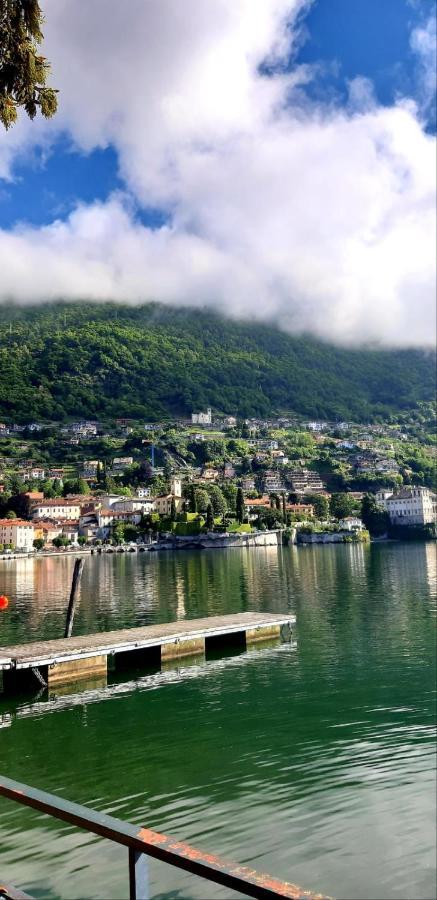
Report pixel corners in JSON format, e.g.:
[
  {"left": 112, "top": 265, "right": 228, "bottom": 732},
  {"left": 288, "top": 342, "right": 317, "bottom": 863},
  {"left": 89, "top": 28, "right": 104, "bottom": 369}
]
[{"left": 64, "top": 558, "right": 84, "bottom": 638}]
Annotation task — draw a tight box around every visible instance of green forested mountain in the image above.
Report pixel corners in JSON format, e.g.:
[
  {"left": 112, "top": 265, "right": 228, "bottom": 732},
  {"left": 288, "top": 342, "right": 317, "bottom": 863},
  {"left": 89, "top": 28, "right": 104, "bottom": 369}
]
[{"left": 0, "top": 302, "right": 434, "bottom": 422}]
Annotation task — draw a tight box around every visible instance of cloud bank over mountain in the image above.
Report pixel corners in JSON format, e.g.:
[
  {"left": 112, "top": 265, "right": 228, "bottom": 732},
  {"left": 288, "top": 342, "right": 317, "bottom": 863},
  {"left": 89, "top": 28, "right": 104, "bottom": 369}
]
[{"left": 0, "top": 0, "right": 435, "bottom": 346}]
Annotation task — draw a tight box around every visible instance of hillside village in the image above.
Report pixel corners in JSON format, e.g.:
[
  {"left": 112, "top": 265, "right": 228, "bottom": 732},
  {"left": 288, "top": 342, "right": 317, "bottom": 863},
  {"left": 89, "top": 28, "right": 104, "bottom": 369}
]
[{"left": 0, "top": 406, "right": 435, "bottom": 552}]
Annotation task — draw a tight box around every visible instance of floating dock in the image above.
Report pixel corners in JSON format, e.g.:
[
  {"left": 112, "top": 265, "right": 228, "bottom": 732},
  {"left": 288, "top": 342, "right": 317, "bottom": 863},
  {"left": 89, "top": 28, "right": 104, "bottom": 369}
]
[{"left": 0, "top": 612, "right": 295, "bottom": 693}]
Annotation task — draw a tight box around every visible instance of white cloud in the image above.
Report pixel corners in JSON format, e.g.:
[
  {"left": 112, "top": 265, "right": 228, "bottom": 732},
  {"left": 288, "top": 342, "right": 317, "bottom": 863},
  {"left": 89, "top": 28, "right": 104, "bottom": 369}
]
[
  {"left": 0, "top": 0, "right": 435, "bottom": 346},
  {"left": 410, "top": 14, "right": 437, "bottom": 117}
]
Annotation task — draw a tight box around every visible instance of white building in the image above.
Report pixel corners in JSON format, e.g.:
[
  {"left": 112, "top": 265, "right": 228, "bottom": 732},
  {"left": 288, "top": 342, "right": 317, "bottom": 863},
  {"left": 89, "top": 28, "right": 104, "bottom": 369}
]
[
  {"left": 95, "top": 509, "right": 142, "bottom": 539},
  {"left": 378, "top": 487, "right": 436, "bottom": 526},
  {"left": 337, "top": 441, "right": 356, "bottom": 450},
  {"left": 248, "top": 439, "right": 279, "bottom": 451},
  {"left": 339, "top": 516, "right": 364, "bottom": 532},
  {"left": 31, "top": 500, "right": 82, "bottom": 521},
  {"left": 22, "top": 467, "right": 45, "bottom": 481},
  {"left": 0, "top": 519, "right": 35, "bottom": 551},
  {"left": 191, "top": 408, "right": 212, "bottom": 425},
  {"left": 375, "top": 490, "right": 393, "bottom": 505},
  {"left": 111, "top": 498, "right": 154, "bottom": 514},
  {"left": 305, "top": 422, "right": 327, "bottom": 432},
  {"left": 64, "top": 421, "right": 98, "bottom": 436}
]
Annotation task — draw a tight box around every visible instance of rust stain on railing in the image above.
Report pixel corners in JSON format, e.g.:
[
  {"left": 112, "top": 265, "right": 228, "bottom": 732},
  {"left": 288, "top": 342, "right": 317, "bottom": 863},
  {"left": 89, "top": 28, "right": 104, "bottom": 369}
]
[
  {"left": 136, "top": 826, "right": 327, "bottom": 899},
  {"left": 0, "top": 776, "right": 332, "bottom": 900}
]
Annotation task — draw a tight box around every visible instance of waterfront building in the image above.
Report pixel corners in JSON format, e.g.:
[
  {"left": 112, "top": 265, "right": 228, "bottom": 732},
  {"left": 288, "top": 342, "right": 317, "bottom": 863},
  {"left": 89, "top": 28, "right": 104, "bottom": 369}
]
[
  {"left": 111, "top": 498, "right": 154, "bottom": 514},
  {"left": 377, "top": 486, "right": 436, "bottom": 526},
  {"left": 339, "top": 516, "right": 364, "bottom": 531},
  {"left": 31, "top": 499, "right": 82, "bottom": 521},
  {"left": 286, "top": 503, "right": 314, "bottom": 516},
  {"left": 0, "top": 518, "right": 34, "bottom": 551},
  {"left": 153, "top": 495, "right": 183, "bottom": 516},
  {"left": 94, "top": 509, "right": 142, "bottom": 539},
  {"left": 60, "top": 521, "right": 80, "bottom": 543}
]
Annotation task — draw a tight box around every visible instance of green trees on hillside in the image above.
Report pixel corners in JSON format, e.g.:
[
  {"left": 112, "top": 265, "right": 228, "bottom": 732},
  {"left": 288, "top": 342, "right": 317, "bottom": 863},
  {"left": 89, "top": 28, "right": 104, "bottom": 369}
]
[
  {"left": 0, "top": 303, "right": 434, "bottom": 422},
  {"left": 62, "top": 478, "right": 89, "bottom": 496}
]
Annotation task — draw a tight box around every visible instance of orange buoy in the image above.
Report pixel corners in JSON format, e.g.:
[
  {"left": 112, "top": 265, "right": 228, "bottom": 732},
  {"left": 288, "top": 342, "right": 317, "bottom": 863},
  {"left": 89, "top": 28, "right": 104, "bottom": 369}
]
[{"left": 0, "top": 595, "right": 9, "bottom": 610}]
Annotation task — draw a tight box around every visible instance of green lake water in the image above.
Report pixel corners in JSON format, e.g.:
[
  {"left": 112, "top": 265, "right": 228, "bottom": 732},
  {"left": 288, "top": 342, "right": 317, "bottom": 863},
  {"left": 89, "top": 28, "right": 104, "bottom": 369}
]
[{"left": 0, "top": 543, "right": 435, "bottom": 900}]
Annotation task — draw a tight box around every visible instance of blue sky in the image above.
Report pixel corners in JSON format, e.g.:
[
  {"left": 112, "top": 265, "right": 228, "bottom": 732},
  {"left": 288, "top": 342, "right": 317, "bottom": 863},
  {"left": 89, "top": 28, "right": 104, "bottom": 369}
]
[
  {"left": 0, "top": 0, "right": 434, "bottom": 230},
  {"left": 297, "top": 0, "right": 436, "bottom": 109}
]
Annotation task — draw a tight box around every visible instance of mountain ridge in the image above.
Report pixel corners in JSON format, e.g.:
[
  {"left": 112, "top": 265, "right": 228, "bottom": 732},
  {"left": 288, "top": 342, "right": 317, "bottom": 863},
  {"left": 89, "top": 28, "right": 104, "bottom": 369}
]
[{"left": 0, "top": 302, "right": 434, "bottom": 422}]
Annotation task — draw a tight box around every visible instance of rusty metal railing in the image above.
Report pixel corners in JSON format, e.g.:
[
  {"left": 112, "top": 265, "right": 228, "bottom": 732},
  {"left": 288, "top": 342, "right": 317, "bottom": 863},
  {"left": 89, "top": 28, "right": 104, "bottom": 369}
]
[
  {"left": 0, "top": 882, "right": 34, "bottom": 900},
  {"left": 0, "top": 776, "right": 330, "bottom": 900}
]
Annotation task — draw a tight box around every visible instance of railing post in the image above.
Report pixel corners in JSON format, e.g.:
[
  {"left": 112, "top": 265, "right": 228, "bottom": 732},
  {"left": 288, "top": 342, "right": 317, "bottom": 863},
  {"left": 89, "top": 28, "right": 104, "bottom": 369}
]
[{"left": 129, "top": 847, "right": 149, "bottom": 900}]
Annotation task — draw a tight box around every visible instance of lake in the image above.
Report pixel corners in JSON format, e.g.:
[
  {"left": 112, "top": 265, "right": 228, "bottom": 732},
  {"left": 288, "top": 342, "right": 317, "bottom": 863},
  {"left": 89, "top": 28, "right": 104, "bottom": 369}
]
[{"left": 0, "top": 543, "right": 435, "bottom": 900}]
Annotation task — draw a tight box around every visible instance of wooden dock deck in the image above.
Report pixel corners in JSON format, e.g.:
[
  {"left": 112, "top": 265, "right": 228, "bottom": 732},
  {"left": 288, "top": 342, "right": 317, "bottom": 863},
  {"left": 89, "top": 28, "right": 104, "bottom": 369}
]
[{"left": 0, "top": 612, "right": 295, "bottom": 692}]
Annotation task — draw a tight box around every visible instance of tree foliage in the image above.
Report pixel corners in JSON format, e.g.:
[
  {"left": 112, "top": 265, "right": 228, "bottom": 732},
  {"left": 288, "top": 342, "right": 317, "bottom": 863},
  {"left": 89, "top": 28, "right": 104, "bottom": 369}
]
[
  {"left": 0, "top": 303, "right": 434, "bottom": 422},
  {"left": 206, "top": 503, "right": 214, "bottom": 530},
  {"left": 205, "top": 484, "right": 227, "bottom": 515},
  {"left": 0, "top": 0, "right": 57, "bottom": 129},
  {"left": 236, "top": 487, "right": 244, "bottom": 524},
  {"left": 361, "top": 494, "right": 389, "bottom": 536},
  {"left": 193, "top": 488, "right": 210, "bottom": 514},
  {"left": 329, "top": 493, "right": 357, "bottom": 519},
  {"left": 62, "top": 477, "right": 89, "bottom": 496},
  {"left": 305, "top": 493, "right": 329, "bottom": 519}
]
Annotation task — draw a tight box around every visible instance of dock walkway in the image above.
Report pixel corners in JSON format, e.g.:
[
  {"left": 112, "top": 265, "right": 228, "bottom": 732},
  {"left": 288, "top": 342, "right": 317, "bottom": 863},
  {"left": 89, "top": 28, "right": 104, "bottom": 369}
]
[{"left": 0, "top": 612, "right": 295, "bottom": 692}]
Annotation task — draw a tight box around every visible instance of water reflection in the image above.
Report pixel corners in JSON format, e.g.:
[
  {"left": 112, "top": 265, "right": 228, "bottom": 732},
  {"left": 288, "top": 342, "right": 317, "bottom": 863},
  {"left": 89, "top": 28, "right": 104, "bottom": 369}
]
[
  {"left": 0, "top": 544, "right": 435, "bottom": 900},
  {"left": 0, "top": 543, "right": 436, "bottom": 647}
]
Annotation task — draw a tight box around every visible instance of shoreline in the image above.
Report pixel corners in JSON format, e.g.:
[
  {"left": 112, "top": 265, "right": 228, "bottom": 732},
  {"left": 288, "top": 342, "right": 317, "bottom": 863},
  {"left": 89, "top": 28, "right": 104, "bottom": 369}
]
[{"left": 0, "top": 535, "right": 432, "bottom": 562}]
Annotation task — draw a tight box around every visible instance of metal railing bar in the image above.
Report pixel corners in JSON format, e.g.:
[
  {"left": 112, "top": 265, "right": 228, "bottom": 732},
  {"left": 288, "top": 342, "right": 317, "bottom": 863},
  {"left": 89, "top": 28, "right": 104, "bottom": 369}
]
[
  {"left": 0, "top": 883, "right": 34, "bottom": 900},
  {"left": 0, "top": 776, "right": 330, "bottom": 900}
]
